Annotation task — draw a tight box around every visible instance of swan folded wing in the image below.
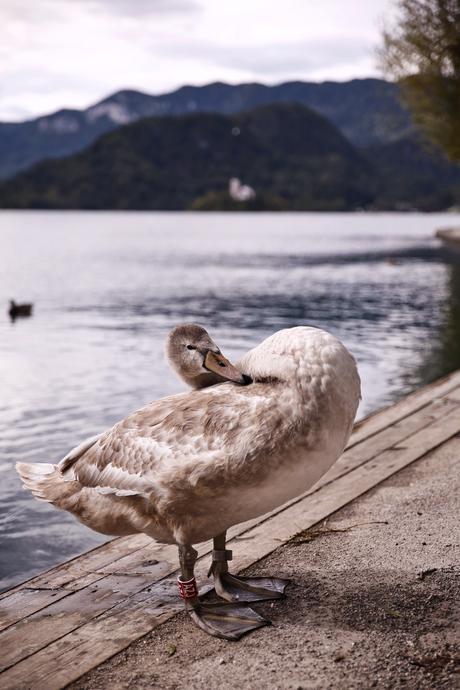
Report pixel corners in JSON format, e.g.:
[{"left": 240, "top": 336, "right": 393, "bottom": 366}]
[
  {"left": 64, "top": 384, "right": 289, "bottom": 497},
  {"left": 58, "top": 433, "right": 103, "bottom": 473}
]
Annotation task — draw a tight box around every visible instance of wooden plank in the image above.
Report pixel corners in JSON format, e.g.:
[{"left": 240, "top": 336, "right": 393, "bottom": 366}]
[
  {"left": 28, "top": 533, "right": 150, "bottom": 590},
  {"left": 0, "top": 603, "right": 173, "bottom": 690},
  {"left": 446, "top": 386, "right": 460, "bottom": 403},
  {"left": 0, "top": 589, "right": 72, "bottom": 634},
  {"left": 2, "top": 380, "right": 459, "bottom": 631},
  {"left": 3, "top": 371, "right": 458, "bottom": 604},
  {"left": 2, "top": 418, "right": 459, "bottom": 690},
  {"left": 348, "top": 369, "right": 460, "bottom": 446},
  {"left": 0, "top": 536, "right": 151, "bottom": 601},
  {"left": 436, "top": 227, "right": 460, "bottom": 252},
  {"left": 0, "top": 572, "right": 167, "bottom": 673},
  {"left": 0, "top": 535, "right": 151, "bottom": 631},
  {"left": 93, "top": 541, "right": 179, "bottom": 576},
  {"left": 0, "top": 535, "right": 150, "bottom": 602},
  {"left": 0, "top": 375, "right": 458, "bottom": 665}
]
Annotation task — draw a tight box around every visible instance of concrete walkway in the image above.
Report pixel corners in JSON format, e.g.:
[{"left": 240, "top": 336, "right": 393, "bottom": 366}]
[{"left": 70, "top": 435, "right": 460, "bottom": 690}]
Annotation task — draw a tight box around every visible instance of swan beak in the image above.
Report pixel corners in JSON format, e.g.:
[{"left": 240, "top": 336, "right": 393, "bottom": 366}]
[{"left": 203, "top": 351, "right": 246, "bottom": 384}]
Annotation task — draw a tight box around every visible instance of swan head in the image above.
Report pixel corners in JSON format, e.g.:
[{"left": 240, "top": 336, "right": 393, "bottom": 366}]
[{"left": 166, "top": 323, "right": 247, "bottom": 389}]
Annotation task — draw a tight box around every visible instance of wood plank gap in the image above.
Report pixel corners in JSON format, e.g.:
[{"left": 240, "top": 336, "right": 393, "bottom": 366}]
[
  {"left": 0, "top": 569, "right": 178, "bottom": 672},
  {"left": 348, "top": 369, "right": 460, "bottom": 447},
  {"left": 0, "top": 534, "right": 150, "bottom": 600},
  {"left": 0, "top": 589, "right": 74, "bottom": 634}
]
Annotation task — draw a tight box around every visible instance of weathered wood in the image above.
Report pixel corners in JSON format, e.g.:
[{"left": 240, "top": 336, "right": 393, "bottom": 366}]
[
  {"left": 0, "top": 534, "right": 150, "bottom": 602},
  {"left": 1, "top": 378, "right": 459, "bottom": 613},
  {"left": 0, "top": 572, "right": 168, "bottom": 673},
  {"left": 349, "top": 369, "right": 460, "bottom": 447},
  {"left": 3, "top": 371, "right": 457, "bottom": 602},
  {"left": 2, "top": 433, "right": 458, "bottom": 690},
  {"left": 0, "top": 602, "right": 173, "bottom": 690},
  {"left": 436, "top": 227, "right": 460, "bottom": 252},
  {"left": 29, "top": 533, "right": 150, "bottom": 590},
  {"left": 1, "top": 374, "right": 460, "bottom": 690},
  {"left": 0, "top": 589, "right": 72, "bottom": 633},
  {"left": 0, "top": 535, "right": 151, "bottom": 631}
]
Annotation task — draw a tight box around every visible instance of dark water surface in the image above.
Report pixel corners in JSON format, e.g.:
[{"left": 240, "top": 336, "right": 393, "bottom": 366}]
[{"left": 1, "top": 211, "right": 460, "bottom": 590}]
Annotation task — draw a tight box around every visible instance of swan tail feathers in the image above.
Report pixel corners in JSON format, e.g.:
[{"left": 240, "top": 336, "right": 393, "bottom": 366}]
[{"left": 16, "top": 462, "right": 78, "bottom": 506}]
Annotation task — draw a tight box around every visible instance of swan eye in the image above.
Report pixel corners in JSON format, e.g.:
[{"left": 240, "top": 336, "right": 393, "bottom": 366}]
[{"left": 186, "top": 345, "right": 196, "bottom": 350}]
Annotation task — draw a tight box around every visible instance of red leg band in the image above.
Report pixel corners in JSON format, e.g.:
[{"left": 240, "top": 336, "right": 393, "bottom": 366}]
[{"left": 177, "top": 576, "right": 198, "bottom": 600}]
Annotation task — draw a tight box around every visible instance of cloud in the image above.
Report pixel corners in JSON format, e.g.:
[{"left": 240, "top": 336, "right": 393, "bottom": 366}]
[
  {"left": 0, "top": 0, "right": 200, "bottom": 23},
  {"left": 78, "top": 0, "right": 201, "bottom": 16},
  {"left": 0, "top": 0, "right": 395, "bottom": 120},
  {"left": 169, "top": 36, "right": 373, "bottom": 78}
]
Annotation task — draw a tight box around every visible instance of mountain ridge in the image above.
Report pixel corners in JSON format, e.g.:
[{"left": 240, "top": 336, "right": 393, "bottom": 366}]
[
  {"left": 1, "top": 102, "right": 457, "bottom": 212},
  {"left": 0, "top": 78, "right": 411, "bottom": 179},
  {"left": 0, "top": 103, "right": 375, "bottom": 210}
]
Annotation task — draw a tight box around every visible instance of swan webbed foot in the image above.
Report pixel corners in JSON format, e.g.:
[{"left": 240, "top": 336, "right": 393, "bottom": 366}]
[
  {"left": 213, "top": 572, "right": 290, "bottom": 603},
  {"left": 209, "top": 535, "right": 289, "bottom": 603},
  {"left": 187, "top": 600, "right": 270, "bottom": 640},
  {"left": 177, "top": 543, "right": 270, "bottom": 640}
]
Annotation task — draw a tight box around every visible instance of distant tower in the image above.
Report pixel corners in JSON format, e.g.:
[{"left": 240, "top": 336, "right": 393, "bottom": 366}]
[{"left": 229, "top": 177, "right": 256, "bottom": 202}]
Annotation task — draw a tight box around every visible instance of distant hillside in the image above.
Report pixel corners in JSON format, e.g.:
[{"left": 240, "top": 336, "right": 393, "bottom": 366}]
[
  {"left": 365, "top": 137, "right": 460, "bottom": 211},
  {"left": 0, "top": 79, "right": 411, "bottom": 179},
  {"left": 0, "top": 104, "right": 376, "bottom": 211},
  {"left": 1, "top": 102, "right": 457, "bottom": 212}
]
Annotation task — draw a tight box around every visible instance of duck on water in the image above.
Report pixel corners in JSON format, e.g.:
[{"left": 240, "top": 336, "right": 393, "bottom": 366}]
[
  {"left": 8, "top": 300, "right": 33, "bottom": 321},
  {"left": 16, "top": 324, "right": 361, "bottom": 640}
]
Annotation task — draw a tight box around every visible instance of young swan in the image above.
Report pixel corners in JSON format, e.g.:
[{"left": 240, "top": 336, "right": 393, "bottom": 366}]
[
  {"left": 166, "top": 323, "right": 248, "bottom": 389},
  {"left": 16, "top": 326, "right": 360, "bottom": 641}
]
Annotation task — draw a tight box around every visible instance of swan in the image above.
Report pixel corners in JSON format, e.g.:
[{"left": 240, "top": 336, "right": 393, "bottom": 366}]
[{"left": 16, "top": 325, "right": 360, "bottom": 640}]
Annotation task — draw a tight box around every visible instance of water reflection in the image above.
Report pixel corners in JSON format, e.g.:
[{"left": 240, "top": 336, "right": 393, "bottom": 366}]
[
  {"left": 417, "top": 254, "right": 460, "bottom": 383},
  {"left": 1, "top": 211, "right": 460, "bottom": 590}
]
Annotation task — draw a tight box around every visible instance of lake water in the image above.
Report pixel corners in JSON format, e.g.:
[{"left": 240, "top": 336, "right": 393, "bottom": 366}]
[{"left": 1, "top": 211, "right": 460, "bottom": 591}]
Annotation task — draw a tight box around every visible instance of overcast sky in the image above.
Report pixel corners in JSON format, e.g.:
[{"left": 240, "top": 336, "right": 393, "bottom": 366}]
[{"left": 1, "top": 0, "right": 397, "bottom": 121}]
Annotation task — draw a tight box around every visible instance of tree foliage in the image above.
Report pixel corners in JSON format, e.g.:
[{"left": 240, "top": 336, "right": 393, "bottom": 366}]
[{"left": 379, "top": 0, "right": 460, "bottom": 161}]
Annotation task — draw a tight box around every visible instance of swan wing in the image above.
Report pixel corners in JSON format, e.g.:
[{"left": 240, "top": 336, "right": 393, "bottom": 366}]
[{"left": 64, "top": 383, "right": 290, "bottom": 497}]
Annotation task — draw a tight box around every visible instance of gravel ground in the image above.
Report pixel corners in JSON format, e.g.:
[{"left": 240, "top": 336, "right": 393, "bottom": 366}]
[{"left": 70, "top": 437, "right": 460, "bottom": 690}]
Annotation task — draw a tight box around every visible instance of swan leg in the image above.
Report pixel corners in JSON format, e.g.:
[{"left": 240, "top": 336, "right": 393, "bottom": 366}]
[
  {"left": 210, "top": 533, "right": 290, "bottom": 603},
  {"left": 177, "top": 544, "right": 269, "bottom": 640}
]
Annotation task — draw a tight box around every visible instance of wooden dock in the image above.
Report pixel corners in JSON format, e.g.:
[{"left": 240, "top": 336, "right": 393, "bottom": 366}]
[
  {"left": 2, "top": 370, "right": 460, "bottom": 690},
  {"left": 436, "top": 226, "right": 460, "bottom": 252}
]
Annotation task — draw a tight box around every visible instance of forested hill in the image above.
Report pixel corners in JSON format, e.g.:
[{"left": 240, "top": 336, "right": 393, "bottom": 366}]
[
  {"left": 0, "top": 79, "right": 410, "bottom": 179},
  {"left": 0, "top": 103, "right": 458, "bottom": 212}
]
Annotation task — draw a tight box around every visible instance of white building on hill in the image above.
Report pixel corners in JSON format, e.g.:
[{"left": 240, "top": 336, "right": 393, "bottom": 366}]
[{"left": 229, "top": 177, "right": 256, "bottom": 202}]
